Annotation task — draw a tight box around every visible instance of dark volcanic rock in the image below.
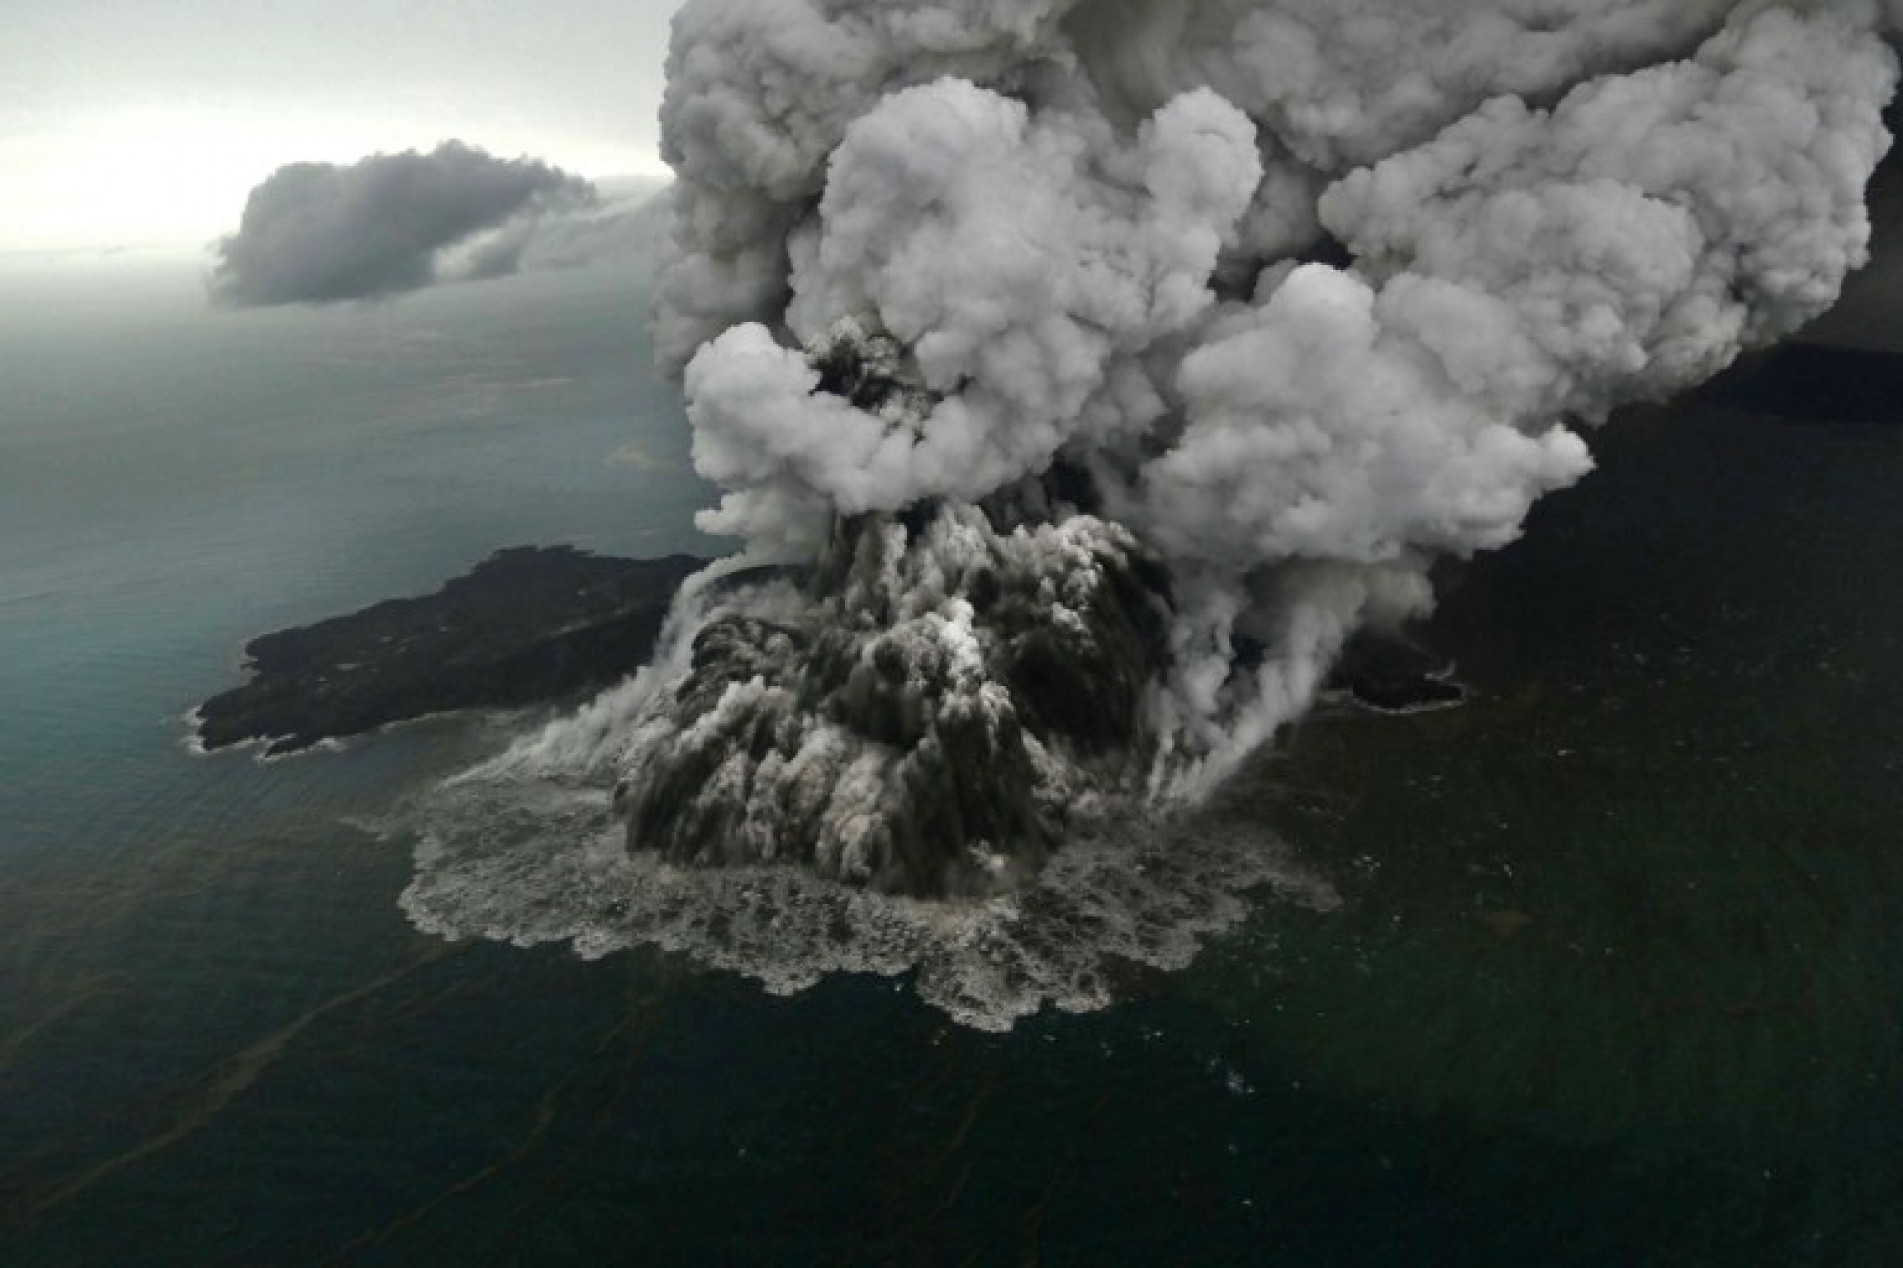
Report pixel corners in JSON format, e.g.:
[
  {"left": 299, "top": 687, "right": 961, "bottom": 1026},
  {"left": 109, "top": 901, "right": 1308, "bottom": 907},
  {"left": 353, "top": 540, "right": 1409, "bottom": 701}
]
[
  {"left": 1327, "top": 629, "right": 1466, "bottom": 713},
  {"left": 197, "top": 547, "right": 704, "bottom": 756}
]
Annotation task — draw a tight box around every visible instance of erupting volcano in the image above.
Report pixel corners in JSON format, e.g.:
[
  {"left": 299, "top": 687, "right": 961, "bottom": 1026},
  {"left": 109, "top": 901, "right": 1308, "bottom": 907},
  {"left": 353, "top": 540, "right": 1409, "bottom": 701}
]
[{"left": 403, "top": 0, "right": 1903, "bottom": 1027}]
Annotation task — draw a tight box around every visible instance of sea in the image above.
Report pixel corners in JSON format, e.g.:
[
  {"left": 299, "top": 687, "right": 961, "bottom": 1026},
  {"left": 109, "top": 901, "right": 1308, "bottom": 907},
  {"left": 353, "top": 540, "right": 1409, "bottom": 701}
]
[{"left": 2, "top": 249, "right": 1901, "bottom": 1265}]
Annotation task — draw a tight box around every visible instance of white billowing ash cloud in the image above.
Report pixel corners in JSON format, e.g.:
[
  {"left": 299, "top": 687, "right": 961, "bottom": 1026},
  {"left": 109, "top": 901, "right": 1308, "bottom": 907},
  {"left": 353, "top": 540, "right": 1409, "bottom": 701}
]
[
  {"left": 653, "top": 0, "right": 1751, "bottom": 363},
  {"left": 686, "top": 79, "right": 1262, "bottom": 548},
  {"left": 211, "top": 141, "right": 601, "bottom": 306},
  {"left": 630, "top": 0, "right": 1897, "bottom": 864},
  {"left": 409, "top": 1, "right": 1900, "bottom": 996},
  {"left": 1135, "top": 3, "right": 1901, "bottom": 782}
]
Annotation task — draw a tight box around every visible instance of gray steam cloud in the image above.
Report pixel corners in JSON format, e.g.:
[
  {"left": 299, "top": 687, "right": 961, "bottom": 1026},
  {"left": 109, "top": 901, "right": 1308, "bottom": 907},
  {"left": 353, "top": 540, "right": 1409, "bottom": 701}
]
[
  {"left": 504, "top": 184, "right": 675, "bottom": 274},
  {"left": 627, "top": 0, "right": 1900, "bottom": 871},
  {"left": 405, "top": 1, "right": 1903, "bottom": 1017},
  {"left": 210, "top": 141, "right": 597, "bottom": 306}
]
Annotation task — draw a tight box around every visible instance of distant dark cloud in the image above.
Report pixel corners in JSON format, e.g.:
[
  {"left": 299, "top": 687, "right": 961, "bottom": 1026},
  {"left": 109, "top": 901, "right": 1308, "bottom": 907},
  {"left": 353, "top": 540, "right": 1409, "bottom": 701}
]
[{"left": 210, "top": 141, "right": 595, "bottom": 306}]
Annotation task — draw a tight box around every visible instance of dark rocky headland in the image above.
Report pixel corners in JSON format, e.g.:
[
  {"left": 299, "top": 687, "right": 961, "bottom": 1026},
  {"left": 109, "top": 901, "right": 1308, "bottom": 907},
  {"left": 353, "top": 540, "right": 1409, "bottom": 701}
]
[
  {"left": 1326, "top": 629, "right": 1466, "bottom": 713},
  {"left": 195, "top": 547, "right": 704, "bottom": 756},
  {"left": 195, "top": 541, "right": 1463, "bottom": 767}
]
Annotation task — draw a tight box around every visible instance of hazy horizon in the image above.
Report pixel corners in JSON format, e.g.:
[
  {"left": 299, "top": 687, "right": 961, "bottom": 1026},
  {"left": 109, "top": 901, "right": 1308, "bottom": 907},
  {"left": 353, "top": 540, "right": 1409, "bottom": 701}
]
[{"left": 3, "top": 0, "right": 684, "bottom": 255}]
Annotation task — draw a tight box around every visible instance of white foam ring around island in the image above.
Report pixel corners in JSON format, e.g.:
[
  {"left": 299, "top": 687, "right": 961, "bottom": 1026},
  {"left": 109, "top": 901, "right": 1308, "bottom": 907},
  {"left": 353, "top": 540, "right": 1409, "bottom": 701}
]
[{"left": 388, "top": 703, "right": 1337, "bottom": 1032}]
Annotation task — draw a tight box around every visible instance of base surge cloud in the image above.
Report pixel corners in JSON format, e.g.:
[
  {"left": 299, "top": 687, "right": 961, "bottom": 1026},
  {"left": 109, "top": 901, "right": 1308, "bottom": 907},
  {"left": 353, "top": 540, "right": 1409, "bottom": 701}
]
[{"left": 404, "top": 0, "right": 1902, "bottom": 1027}]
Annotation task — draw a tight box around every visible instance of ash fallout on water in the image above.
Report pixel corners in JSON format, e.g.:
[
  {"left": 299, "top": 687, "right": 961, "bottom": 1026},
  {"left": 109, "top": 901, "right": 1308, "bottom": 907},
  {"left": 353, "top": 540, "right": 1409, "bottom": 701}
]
[{"left": 403, "top": 0, "right": 1903, "bottom": 1024}]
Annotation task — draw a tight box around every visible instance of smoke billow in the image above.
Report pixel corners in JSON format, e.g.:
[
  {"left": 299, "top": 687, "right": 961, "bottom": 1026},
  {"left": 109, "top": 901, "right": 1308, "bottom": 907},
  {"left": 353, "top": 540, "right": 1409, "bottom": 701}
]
[
  {"left": 612, "top": 503, "right": 1169, "bottom": 896},
  {"left": 211, "top": 142, "right": 596, "bottom": 306},
  {"left": 404, "top": 1, "right": 1902, "bottom": 1025}
]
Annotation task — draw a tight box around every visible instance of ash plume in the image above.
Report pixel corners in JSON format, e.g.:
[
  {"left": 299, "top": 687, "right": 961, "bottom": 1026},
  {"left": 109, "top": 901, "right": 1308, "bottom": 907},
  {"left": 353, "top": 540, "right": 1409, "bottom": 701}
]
[
  {"left": 637, "top": 0, "right": 1897, "bottom": 861},
  {"left": 211, "top": 142, "right": 595, "bottom": 306},
  {"left": 405, "top": 0, "right": 1902, "bottom": 1025}
]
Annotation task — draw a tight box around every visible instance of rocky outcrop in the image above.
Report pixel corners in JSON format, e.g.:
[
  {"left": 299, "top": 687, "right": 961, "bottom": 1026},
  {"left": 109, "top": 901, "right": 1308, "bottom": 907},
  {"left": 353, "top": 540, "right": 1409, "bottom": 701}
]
[{"left": 196, "top": 547, "right": 703, "bottom": 756}]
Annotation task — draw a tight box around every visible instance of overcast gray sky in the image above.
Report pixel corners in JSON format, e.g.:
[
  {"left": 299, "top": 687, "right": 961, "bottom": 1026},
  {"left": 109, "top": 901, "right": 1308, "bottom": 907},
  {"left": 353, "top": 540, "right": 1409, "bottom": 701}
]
[{"left": 1, "top": 0, "right": 683, "bottom": 253}]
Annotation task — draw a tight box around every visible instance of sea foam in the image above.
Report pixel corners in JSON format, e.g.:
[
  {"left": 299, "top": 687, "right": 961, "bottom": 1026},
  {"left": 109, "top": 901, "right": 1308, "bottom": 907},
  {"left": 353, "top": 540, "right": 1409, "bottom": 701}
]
[{"left": 390, "top": 716, "right": 1336, "bottom": 1031}]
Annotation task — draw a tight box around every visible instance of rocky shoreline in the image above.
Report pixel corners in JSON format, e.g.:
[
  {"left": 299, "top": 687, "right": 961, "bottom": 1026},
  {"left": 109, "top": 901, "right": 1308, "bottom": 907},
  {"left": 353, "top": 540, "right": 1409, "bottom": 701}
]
[{"left": 194, "top": 546, "right": 704, "bottom": 757}]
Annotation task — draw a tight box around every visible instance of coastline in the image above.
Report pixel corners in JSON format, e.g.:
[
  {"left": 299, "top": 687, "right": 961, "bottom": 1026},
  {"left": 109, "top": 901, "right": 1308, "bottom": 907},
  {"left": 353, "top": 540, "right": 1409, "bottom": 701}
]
[{"left": 192, "top": 545, "right": 705, "bottom": 759}]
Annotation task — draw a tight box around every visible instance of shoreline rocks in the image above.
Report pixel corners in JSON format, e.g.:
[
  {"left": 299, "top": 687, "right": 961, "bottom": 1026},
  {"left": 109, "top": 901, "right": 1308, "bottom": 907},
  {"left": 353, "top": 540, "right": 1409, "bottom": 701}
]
[{"left": 195, "top": 546, "right": 704, "bottom": 756}]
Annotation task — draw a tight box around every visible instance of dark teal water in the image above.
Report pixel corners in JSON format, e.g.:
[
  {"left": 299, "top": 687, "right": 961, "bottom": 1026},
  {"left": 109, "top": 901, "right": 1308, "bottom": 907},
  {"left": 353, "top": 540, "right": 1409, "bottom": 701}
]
[{"left": 3, "top": 258, "right": 1901, "bottom": 1264}]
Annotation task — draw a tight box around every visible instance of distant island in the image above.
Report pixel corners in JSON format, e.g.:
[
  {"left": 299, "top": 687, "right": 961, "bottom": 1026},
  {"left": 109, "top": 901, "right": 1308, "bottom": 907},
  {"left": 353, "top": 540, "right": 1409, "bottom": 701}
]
[{"left": 194, "top": 546, "right": 704, "bottom": 756}]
